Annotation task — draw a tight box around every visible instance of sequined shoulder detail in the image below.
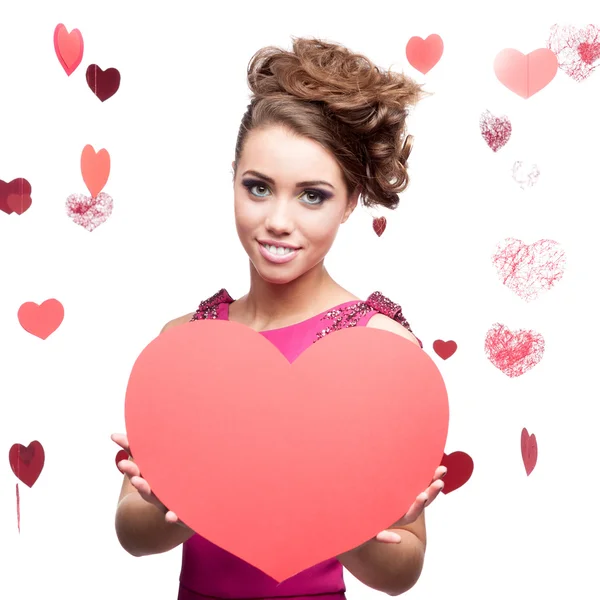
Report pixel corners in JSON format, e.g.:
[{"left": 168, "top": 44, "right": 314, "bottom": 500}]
[
  {"left": 314, "top": 301, "right": 373, "bottom": 341},
  {"left": 190, "top": 288, "right": 234, "bottom": 321},
  {"left": 365, "top": 291, "right": 423, "bottom": 348}
]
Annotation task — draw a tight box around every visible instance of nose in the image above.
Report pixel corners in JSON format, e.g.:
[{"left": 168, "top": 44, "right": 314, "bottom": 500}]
[{"left": 264, "top": 198, "right": 294, "bottom": 235}]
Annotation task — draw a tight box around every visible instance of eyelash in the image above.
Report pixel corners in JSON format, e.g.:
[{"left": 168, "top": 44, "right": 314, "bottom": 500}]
[{"left": 241, "top": 179, "right": 329, "bottom": 206}]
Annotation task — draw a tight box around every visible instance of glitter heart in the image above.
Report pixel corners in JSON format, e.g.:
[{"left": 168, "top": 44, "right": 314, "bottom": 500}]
[
  {"left": 484, "top": 323, "right": 545, "bottom": 378},
  {"left": 66, "top": 192, "right": 113, "bottom": 231},
  {"left": 547, "top": 24, "right": 600, "bottom": 82},
  {"left": 480, "top": 110, "right": 511, "bottom": 152},
  {"left": 512, "top": 161, "right": 540, "bottom": 190},
  {"left": 491, "top": 238, "right": 566, "bottom": 302}
]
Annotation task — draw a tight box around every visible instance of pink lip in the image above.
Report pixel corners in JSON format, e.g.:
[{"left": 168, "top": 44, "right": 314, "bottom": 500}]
[{"left": 258, "top": 241, "right": 300, "bottom": 264}]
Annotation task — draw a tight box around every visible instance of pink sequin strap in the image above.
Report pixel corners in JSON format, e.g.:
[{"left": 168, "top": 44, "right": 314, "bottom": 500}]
[
  {"left": 190, "top": 288, "right": 234, "bottom": 321},
  {"left": 366, "top": 291, "right": 423, "bottom": 348}
]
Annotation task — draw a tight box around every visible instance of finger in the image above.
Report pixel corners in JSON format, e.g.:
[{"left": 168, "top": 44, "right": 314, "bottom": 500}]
[
  {"left": 118, "top": 460, "right": 141, "bottom": 478},
  {"left": 425, "top": 480, "right": 444, "bottom": 503},
  {"left": 111, "top": 433, "right": 131, "bottom": 454},
  {"left": 375, "top": 530, "right": 402, "bottom": 543},
  {"left": 434, "top": 466, "right": 448, "bottom": 481}
]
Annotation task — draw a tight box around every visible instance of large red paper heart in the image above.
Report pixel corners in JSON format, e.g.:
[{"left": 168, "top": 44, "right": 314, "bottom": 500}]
[
  {"left": 491, "top": 238, "right": 566, "bottom": 302},
  {"left": 125, "top": 320, "right": 449, "bottom": 582}
]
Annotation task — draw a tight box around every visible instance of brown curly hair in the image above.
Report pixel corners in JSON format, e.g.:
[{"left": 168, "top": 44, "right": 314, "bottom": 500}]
[{"left": 233, "top": 36, "right": 431, "bottom": 210}]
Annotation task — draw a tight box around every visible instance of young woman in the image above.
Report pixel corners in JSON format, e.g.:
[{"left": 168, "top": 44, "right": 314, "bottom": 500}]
[{"left": 112, "top": 37, "right": 446, "bottom": 599}]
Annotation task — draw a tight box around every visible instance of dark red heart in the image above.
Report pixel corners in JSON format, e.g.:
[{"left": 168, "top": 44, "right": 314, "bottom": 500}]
[
  {"left": 86, "top": 64, "right": 121, "bottom": 101},
  {"left": 433, "top": 339, "right": 457, "bottom": 360},
  {"left": 9, "top": 441, "right": 45, "bottom": 487},
  {"left": 440, "top": 451, "right": 473, "bottom": 494},
  {"left": 521, "top": 428, "right": 537, "bottom": 475},
  {"left": 0, "top": 178, "right": 32, "bottom": 215},
  {"left": 372, "top": 216, "right": 387, "bottom": 237}
]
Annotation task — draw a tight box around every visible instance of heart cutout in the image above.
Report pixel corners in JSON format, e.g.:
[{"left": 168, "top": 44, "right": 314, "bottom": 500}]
[
  {"left": 491, "top": 238, "right": 566, "bottom": 302},
  {"left": 440, "top": 451, "right": 473, "bottom": 494},
  {"left": 493, "top": 48, "right": 558, "bottom": 98},
  {"left": 54, "top": 23, "right": 84, "bottom": 76},
  {"left": 81, "top": 145, "right": 110, "bottom": 198},
  {"left": 433, "top": 340, "right": 457, "bottom": 360},
  {"left": 521, "top": 428, "right": 538, "bottom": 475},
  {"left": 0, "top": 178, "right": 32, "bottom": 215},
  {"left": 125, "top": 320, "right": 449, "bottom": 582},
  {"left": 86, "top": 64, "right": 120, "bottom": 101},
  {"left": 9, "top": 441, "right": 45, "bottom": 487},
  {"left": 18, "top": 299, "right": 64, "bottom": 339},
  {"left": 405, "top": 34, "right": 444, "bottom": 74},
  {"left": 372, "top": 216, "right": 387, "bottom": 237}
]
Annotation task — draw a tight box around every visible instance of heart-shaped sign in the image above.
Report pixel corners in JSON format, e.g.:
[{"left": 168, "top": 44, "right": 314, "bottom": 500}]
[
  {"left": 9, "top": 441, "right": 45, "bottom": 487},
  {"left": 493, "top": 48, "right": 558, "bottom": 98},
  {"left": 125, "top": 320, "right": 449, "bottom": 582}
]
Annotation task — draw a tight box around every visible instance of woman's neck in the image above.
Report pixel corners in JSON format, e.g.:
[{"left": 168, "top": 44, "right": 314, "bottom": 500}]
[{"left": 232, "top": 261, "right": 353, "bottom": 331}]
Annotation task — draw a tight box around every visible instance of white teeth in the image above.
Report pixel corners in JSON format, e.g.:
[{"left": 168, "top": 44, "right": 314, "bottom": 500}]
[{"left": 263, "top": 243, "right": 295, "bottom": 255}]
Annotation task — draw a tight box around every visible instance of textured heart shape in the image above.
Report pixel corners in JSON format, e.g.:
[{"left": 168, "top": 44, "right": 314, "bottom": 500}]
[
  {"left": 493, "top": 48, "right": 558, "bottom": 98},
  {"left": 66, "top": 192, "right": 113, "bottom": 231},
  {"left": 125, "top": 320, "right": 449, "bottom": 582},
  {"left": 18, "top": 299, "right": 64, "bottom": 339},
  {"left": 484, "top": 323, "right": 545, "bottom": 378},
  {"left": 440, "top": 451, "right": 473, "bottom": 494},
  {"left": 9, "top": 441, "right": 45, "bottom": 487},
  {"left": 512, "top": 161, "right": 540, "bottom": 189},
  {"left": 521, "top": 428, "right": 538, "bottom": 475},
  {"left": 491, "top": 238, "right": 566, "bottom": 302},
  {"left": 548, "top": 24, "right": 600, "bottom": 82},
  {"left": 405, "top": 34, "right": 444, "bottom": 74},
  {"left": 479, "top": 110, "right": 512, "bottom": 152},
  {"left": 372, "top": 216, "right": 387, "bottom": 237}
]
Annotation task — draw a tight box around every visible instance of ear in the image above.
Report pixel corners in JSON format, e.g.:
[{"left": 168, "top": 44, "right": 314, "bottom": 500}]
[{"left": 341, "top": 185, "right": 361, "bottom": 223}]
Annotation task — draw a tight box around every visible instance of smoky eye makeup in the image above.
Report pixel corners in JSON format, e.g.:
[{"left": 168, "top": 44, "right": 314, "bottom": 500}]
[{"left": 241, "top": 178, "right": 334, "bottom": 202}]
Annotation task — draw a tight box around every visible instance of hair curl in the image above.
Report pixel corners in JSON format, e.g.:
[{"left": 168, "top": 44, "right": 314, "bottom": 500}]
[{"left": 233, "top": 36, "right": 431, "bottom": 210}]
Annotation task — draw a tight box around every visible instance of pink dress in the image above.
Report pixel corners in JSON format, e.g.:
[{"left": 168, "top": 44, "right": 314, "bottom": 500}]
[{"left": 178, "top": 289, "right": 422, "bottom": 600}]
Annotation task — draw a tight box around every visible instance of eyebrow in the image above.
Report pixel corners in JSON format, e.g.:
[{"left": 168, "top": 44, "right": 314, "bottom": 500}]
[{"left": 241, "top": 170, "right": 335, "bottom": 189}]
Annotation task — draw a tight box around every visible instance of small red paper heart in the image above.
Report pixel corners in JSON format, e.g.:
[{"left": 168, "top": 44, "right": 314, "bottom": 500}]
[
  {"left": 125, "top": 320, "right": 449, "bottom": 582},
  {"left": 521, "top": 428, "right": 537, "bottom": 476},
  {"left": 7, "top": 193, "right": 32, "bottom": 215},
  {"left": 9, "top": 441, "right": 45, "bottom": 487},
  {"left": 53, "top": 23, "right": 84, "bottom": 76},
  {"left": 86, "top": 64, "right": 120, "bottom": 101},
  {"left": 484, "top": 323, "right": 544, "bottom": 378},
  {"left": 405, "top": 34, "right": 444, "bottom": 74},
  {"left": 18, "top": 299, "right": 64, "bottom": 339},
  {"left": 115, "top": 450, "right": 129, "bottom": 472},
  {"left": 492, "top": 238, "right": 566, "bottom": 302},
  {"left": 66, "top": 192, "right": 113, "bottom": 231},
  {"left": 433, "top": 340, "right": 457, "bottom": 360},
  {"left": 372, "top": 216, "right": 386, "bottom": 237},
  {"left": 440, "top": 451, "right": 473, "bottom": 494},
  {"left": 0, "top": 178, "right": 32, "bottom": 215},
  {"left": 493, "top": 48, "right": 558, "bottom": 98}
]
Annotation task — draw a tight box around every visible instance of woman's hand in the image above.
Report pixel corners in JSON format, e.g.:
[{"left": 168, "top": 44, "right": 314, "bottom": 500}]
[
  {"left": 374, "top": 465, "right": 447, "bottom": 544},
  {"left": 111, "top": 432, "right": 191, "bottom": 530}
]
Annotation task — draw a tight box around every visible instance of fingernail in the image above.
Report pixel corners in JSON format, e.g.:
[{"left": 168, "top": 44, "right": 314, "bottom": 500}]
[{"left": 441, "top": 469, "right": 447, "bottom": 479}]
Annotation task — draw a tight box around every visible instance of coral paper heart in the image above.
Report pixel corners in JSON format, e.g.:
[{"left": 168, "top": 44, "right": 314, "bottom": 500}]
[
  {"left": 18, "top": 299, "right": 64, "bottom": 339},
  {"left": 492, "top": 238, "right": 566, "bottom": 302},
  {"left": 53, "top": 23, "right": 84, "bottom": 76},
  {"left": 372, "top": 216, "right": 387, "bottom": 237},
  {"left": 548, "top": 24, "right": 600, "bottom": 82},
  {"left": 86, "top": 64, "right": 120, "bottom": 101},
  {"left": 405, "top": 34, "right": 444, "bottom": 74},
  {"left": 66, "top": 192, "right": 113, "bottom": 231},
  {"left": 125, "top": 320, "right": 449, "bottom": 582},
  {"left": 484, "top": 323, "right": 544, "bottom": 378},
  {"left": 440, "top": 451, "right": 473, "bottom": 494},
  {"left": 81, "top": 145, "right": 110, "bottom": 198},
  {"left": 0, "top": 178, "right": 32, "bottom": 215},
  {"left": 493, "top": 48, "right": 558, "bottom": 98},
  {"left": 521, "top": 428, "right": 537, "bottom": 475},
  {"left": 9, "top": 441, "right": 45, "bottom": 487}
]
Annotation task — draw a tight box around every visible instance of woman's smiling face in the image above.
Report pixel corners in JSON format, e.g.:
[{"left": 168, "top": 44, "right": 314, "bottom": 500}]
[{"left": 233, "top": 125, "right": 358, "bottom": 285}]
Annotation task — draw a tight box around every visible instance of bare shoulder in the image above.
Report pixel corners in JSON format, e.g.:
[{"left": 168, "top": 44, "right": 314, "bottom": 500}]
[
  {"left": 366, "top": 313, "right": 420, "bottom": 346},
  {"left": 160, "top": 313, "right": 196, "bottom": 333}
]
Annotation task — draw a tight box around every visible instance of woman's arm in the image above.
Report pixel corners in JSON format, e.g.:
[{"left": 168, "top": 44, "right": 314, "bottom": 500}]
[{"left": 115, "top": 315, "right": 196, "bottom": 557}]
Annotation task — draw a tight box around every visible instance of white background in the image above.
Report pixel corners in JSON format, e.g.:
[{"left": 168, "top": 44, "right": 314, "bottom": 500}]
[{"left": 0, "top": 1, "right": 599, "bottom": 599}]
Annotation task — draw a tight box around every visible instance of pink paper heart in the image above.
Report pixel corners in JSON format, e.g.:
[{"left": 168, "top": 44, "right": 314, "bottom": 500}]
[{"left": 494, "top": 48, "right": 558, "bottom": 98}]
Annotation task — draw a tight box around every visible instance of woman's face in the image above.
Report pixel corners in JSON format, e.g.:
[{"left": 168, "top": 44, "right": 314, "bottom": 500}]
[{"left": 233, "top": 125, "right": 358, "bottom": 285}]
